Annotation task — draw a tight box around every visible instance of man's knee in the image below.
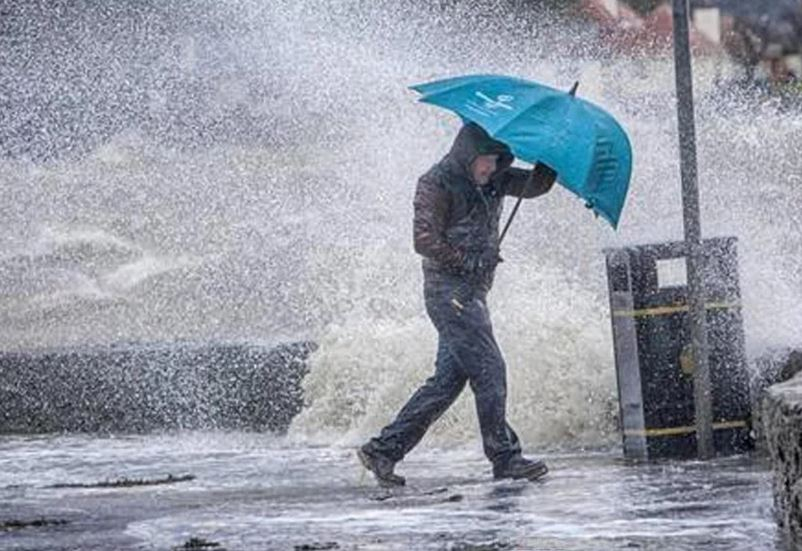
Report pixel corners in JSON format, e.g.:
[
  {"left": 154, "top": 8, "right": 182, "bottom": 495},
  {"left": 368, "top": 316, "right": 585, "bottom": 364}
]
[
  {"left": 426, "top": 371, "right": 467, "bottom": 396},
  {"left": 470, "top": 369, "right": 506, "bottom": 397}
]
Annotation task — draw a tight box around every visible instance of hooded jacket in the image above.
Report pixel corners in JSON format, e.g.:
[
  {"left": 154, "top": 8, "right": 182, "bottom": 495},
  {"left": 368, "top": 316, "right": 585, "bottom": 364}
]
[{"left": 413, "top": 123, "right": 553, "bottom": 287}]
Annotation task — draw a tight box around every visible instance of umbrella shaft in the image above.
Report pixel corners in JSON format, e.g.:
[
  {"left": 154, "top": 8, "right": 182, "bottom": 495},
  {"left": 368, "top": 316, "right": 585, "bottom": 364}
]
[{"left": 499, "top": 195, "right": 524, "bottom": 245}]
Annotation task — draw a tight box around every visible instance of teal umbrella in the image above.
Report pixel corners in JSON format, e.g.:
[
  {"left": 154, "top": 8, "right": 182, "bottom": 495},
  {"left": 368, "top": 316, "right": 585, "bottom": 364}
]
[{"left": 410, "top": 74, "right": 633, "bottom": 228}]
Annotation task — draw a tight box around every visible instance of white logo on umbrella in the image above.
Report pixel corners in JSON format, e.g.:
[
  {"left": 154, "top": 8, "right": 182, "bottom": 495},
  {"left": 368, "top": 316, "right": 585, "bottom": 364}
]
[{"left": 475, "top": 92, "right": 515, "bottom": 111}]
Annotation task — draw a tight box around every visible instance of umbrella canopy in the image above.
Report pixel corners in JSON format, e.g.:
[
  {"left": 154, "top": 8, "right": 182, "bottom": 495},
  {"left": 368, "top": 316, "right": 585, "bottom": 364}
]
[{"left": 411, "top": 74, "right": 633, "bottom": 228}]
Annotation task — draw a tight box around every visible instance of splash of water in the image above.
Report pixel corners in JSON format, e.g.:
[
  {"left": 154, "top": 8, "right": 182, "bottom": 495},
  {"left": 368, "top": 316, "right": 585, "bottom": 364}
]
[{"left": 2, "top": 1, "right": 801, "bottom": 447}]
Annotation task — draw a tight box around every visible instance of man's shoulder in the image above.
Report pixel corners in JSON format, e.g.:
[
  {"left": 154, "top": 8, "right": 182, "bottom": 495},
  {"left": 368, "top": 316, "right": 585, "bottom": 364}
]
[
  {"left": 419, "top": 162, "right": 463, "bottom": 194},
  {"left": 419, "top": 162, "right": 445, "bottom": 181}
]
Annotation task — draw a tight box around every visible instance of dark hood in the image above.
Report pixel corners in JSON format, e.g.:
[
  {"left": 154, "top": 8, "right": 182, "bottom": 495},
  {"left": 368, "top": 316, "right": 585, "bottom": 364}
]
[{"left": 444, "top": 123, "right": 515, "bottom": 182}]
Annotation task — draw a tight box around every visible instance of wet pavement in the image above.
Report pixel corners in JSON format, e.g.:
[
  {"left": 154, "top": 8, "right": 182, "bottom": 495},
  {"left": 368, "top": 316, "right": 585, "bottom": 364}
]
[{"left": 0, "top": 432, "right": 779, "bottom": 550}]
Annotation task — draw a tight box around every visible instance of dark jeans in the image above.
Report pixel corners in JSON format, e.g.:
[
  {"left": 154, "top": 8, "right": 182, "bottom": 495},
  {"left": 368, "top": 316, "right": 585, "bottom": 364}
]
[{"left": 365, "top": 273, "right": 522, "bottom": 466}]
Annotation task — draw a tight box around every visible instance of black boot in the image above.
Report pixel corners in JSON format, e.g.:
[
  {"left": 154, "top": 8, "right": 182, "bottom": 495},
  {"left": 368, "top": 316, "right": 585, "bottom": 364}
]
[
  {"left": 493, "top": 455, "right": 548, "bottom": 481},
  {"left": 357, "top": 445, "right": 406, "bottom": 487}
]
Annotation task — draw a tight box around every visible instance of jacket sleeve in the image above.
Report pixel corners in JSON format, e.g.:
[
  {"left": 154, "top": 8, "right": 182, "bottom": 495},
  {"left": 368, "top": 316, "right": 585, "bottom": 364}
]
[
  {"left": 413, "top": 175, "right": 465, "bottom": 272},
  {"left": 499, "top": 162, "right": 557, "bottom": 198}
]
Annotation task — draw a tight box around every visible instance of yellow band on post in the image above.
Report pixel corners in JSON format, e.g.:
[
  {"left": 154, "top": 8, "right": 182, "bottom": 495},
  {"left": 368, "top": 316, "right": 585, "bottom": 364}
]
[
  {"left": 624, "top": 420, "right": 748, "bottom": 437},
  {"left": 612, "top": 302, "right": 740, "bottom": 318}
]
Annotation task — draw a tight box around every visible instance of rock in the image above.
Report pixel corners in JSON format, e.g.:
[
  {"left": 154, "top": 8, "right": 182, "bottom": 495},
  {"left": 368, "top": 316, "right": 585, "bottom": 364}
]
[
  {"left": 0, "top": 341, "right": 316, "bottom": 433},
  {"left": 173, "top": 537, "right": 225, "bottom": 550},
  {"left": 780, "top": 350, "right": 802, "bottom": 381}
]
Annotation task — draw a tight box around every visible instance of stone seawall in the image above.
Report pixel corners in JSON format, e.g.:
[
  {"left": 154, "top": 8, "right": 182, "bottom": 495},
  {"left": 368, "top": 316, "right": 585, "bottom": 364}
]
[
  {"left": 763, "top": 350, "right": 802, "bottom": 549},
  {"left": 0, "top": 341, "right": 316, "bottom": 434}
]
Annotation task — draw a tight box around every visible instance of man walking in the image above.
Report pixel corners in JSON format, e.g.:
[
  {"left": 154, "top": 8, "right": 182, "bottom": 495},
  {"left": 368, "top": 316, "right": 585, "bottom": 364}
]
[{"left": 358, "top": 122, "right": 557, "bottom": 487}]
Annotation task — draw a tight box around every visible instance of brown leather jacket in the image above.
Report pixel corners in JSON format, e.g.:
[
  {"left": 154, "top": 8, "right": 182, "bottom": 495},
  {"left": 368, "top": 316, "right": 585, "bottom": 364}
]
[{"left": 413, "top": 123, "right": 554, "bottom": 285}]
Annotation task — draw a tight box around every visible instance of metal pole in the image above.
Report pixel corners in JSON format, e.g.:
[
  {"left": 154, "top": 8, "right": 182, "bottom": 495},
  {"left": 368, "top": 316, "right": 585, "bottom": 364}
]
[{"left": 672, "top": 0, "right": 714, "bottom": 459}]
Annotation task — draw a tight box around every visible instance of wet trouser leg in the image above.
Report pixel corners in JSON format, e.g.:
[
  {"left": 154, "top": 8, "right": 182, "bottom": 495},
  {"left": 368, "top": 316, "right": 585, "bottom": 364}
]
[
  {"left": 434, "top": 288, "right": 522, "bottom": 465},
  {"left": 365, "top": 336, "right": 468, "bottom": 462},
  {"left": 366, "top": 277, "right": 521, "bottom": 466}
]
